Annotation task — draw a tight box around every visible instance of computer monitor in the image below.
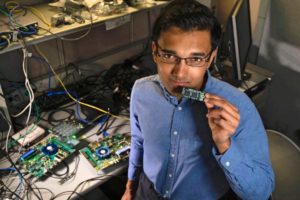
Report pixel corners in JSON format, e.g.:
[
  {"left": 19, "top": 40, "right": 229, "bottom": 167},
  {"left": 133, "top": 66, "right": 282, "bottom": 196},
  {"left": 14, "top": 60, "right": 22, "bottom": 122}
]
[{"left": 216, "top": 0, "right": 252, "bottom": 86}]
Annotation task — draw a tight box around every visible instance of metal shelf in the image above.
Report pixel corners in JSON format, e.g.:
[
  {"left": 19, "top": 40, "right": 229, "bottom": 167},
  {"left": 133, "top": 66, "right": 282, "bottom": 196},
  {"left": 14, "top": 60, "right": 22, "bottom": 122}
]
[{"left": 0, "top": 1, "right": 167, "bottom": 54}]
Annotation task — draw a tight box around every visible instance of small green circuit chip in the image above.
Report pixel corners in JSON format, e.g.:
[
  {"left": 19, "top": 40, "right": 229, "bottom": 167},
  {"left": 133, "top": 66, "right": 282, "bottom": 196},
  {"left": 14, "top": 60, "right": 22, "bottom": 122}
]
[{"left": 182, "top": 88, "right": 206, "bottom": 102}]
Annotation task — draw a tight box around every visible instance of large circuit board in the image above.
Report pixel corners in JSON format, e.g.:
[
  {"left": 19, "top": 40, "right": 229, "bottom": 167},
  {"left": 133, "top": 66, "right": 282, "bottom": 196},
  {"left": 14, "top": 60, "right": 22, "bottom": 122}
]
[
  {"left": 17, "top": 121, "right": 85, "bottom": 178},
  {"left": 79, "top": 134, "right": 130, "bottom": 173},
  {"left": 18, "top": 134, "right": 76, "bottom": 178}
]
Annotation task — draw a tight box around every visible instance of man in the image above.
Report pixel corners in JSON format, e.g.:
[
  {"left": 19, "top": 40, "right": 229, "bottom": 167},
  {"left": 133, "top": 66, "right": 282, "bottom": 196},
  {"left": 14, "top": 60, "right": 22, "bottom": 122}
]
[{"left": 122, "top": 0, "right": 274, "bottom": 199}]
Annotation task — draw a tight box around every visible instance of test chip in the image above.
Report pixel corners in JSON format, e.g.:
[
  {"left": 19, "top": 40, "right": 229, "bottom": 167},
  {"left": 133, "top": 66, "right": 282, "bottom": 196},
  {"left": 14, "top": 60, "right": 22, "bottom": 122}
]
[{"left": 182, "top": 88, "right": 206, "bottom": 102}]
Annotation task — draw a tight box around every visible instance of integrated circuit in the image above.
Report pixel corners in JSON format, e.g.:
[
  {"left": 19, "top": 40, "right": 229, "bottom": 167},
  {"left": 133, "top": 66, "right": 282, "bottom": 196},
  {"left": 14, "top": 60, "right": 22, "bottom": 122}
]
[
  {"left": 182, "top": 88, "right": 206, "bottom": 102},
  {"left": 18, "top": 134, "right": 76, "bottom": 178},
  {"left": 80, "top": 133, "right": 130, "bottom": 173}
]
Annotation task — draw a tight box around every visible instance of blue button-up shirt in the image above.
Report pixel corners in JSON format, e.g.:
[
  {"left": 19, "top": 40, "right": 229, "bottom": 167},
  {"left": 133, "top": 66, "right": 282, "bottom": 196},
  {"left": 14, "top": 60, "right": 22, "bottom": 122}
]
[{"left": 128, "top": 72, "right": 274, "bottom": 200}]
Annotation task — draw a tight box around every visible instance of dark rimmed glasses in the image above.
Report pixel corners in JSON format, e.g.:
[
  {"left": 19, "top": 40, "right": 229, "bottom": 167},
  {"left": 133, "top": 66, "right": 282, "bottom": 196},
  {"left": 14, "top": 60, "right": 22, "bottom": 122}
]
[{"left": 154, "top": 43, "right": 213, "bottom": 67}]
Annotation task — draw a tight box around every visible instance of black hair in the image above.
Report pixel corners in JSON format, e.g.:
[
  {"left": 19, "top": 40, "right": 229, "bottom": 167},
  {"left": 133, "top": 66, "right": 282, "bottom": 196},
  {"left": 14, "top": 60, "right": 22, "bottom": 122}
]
[{"left": 152, "top": 0, "right": 221, "bottom": 50}]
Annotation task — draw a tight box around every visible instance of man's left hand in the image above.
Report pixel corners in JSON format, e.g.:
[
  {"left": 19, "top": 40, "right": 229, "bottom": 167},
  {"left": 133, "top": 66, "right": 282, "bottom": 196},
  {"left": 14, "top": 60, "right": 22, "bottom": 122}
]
[{"left": 204, "top": 93, "right": 240, "bottom": 154}]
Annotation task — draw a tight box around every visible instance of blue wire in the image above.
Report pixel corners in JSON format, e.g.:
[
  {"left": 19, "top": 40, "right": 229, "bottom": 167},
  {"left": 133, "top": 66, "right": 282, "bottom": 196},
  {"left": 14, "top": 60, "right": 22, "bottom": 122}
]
[
  {"left": 73, "top": 91, "right": 89, "bottom": 124},
  {"left": 0, "top": 38, "right": 8, "bottom": 46},
  {"left": 46, "top": 90, "right": 109, "bottom": 125},
  {"left": 47, "top": 91, "right": 89, "bottom": 124},
  {"left": 71, "top": 91, "right": 109, "bottom": 126},
  {"left": 0, "top": 168, "right": 23, "bottom": 198},
  {"left": 8, "top": 5, "right": 37, "bottom": 36},
  {"left": 8, "top": 6, "right": 20, "bottom": 31},
  {"left": 18, "top": 25, "right": 37, "bottom": 36}
]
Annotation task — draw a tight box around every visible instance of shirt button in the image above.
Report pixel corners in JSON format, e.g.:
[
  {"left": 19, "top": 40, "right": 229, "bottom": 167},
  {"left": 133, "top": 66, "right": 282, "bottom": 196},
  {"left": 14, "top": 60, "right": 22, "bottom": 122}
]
[
  {"left": 165, "top": 190, "right": 169, "bottom": 194},
  {"left": 169, "top": 174, "right": 172, "bottom": 177},
  {"left": 225, "top": 161, "right": 230, "bottom": 167},
  {"left": 173, "top": 131, "right": 178, "bottom": 135},
  {"left": 178, "top": 106, "right": 182, "bottom": 111},
  {"left": 171, "top": 154, "right": 175, "bottom": 158}
]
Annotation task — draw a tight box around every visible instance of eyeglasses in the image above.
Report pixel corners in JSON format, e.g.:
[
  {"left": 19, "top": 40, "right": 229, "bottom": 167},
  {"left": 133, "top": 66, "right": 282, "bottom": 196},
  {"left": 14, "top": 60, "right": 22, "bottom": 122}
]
[{"left": 154, "top": 43, "right": 213, "bottom": 67}]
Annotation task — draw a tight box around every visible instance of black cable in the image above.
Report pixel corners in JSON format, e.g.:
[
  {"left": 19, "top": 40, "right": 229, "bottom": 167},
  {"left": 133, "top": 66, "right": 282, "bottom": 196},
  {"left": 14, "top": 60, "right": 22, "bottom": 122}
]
[
  {"left": 0, "top": 20, "right": 45, "bottom": 199},
  {"left": 57, "top": 102, "right": 77, "bottom": 109},
  {"left": 103, "top": 115, "right": 112, "bottom": 131},
  {"left": 3, "top": 169, "right": 21, "bottom": 198},
  {"left": 23, "top": 169, "right": 56, "bottom": 200},
  {"left": 51, "top": 190, "right": 86, "bottom": 200},
  {"left": 48, "top": 160, "right": 70, "bottom": 179},
  {"left": 65, "top": 154, "right": 80, "bottom": 182},
  {"left": 38, "top": 115, "right": 50, "bottom": 123},
  {"left": 100, "top": 61, "right": 153, "bottom": 109},
  {"left": 95, "top": 115, "right": 111, "bottom": 136},
  {"left": 26, "top": 187, "right": 55, "bottom": 200},
  {"left": 86, "top": 121, "right": 130, "bottom": 140},
  {"left": 62, "top": 63, "right": 84, "bottom": 86},
  {"left": 64, "top": 174, "right": 125, "bottom": 200},
  {"left": 84, "top": 70, "right": 107, "bottom": 85},
  {"left": 80, "top": 117, "right": 109, "bottom": 140},
  {"left": 0, "top": 108, "right": 12, "bottom": 150},
  {"left": 23, "top": 181, "right": 49, "bottom": 200},
  {"left": 47, "top": 108, "right": 75, "bottom": 125},
  {"left": 0, "top": 78, "right": 25, "bottom": 84},
  {"left": 106, "top": 123, "right": 130, "bottom": 132},
  {"left": 2, "top": 149, "right": 43, "bottom": 200},
  {"left": 0, "top": 167, "right": 23, "bottom": 196},
  {"left": 0, "top": 130, "right": 4, "bottom": 149},
  {"left": 0, "top": 108, "right": 9, "bottom": 149},
  {"left": 32, "top": 183, "right": 43, "bottom": 200},
  {"left": 0, "top": 179, "right": 22, "bottom": 200},
  {"left": 242, "top": 79, "right": 250, "bottom": 89}
]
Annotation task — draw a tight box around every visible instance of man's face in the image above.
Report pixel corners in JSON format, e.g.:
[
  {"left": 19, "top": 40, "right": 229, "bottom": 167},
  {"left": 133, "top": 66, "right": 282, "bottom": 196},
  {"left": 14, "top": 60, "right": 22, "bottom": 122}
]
[{"left": 152, "top": 27, "right": 216, "bottom": 98}]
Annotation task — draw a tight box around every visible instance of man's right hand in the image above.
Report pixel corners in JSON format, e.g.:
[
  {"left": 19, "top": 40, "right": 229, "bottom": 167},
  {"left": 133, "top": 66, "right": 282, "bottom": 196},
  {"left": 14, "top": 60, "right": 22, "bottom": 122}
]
[{"left": 121, "top": 180, "right": 137, "bottom": 200}]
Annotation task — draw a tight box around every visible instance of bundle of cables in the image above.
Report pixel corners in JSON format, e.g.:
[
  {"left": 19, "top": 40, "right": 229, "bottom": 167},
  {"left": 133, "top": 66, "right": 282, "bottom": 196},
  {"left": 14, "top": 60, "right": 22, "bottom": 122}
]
[
  {"left": 0, "top": 34, "right": 10, "bottom": 51},
  {"left": 0, "top": 2, "right": 40, "bottom": 50},
  {"left": 80, "top": 59, "right": 153, "bottom": 119},
  {"left": 103, "top": 59, "right": 154, "bottom": 106},
  {"left": 17, "top": 24, "right": 38, "bottom": 37}
]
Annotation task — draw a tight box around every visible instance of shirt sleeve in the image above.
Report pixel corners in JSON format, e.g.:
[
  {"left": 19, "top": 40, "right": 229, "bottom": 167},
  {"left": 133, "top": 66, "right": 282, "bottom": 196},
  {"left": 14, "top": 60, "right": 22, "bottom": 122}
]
[
  {"left": 128, "top": 82, "right": 144, "bottom": 180},
  {"left": 213, "top": 101, "right": 275, "bottom": 200}
]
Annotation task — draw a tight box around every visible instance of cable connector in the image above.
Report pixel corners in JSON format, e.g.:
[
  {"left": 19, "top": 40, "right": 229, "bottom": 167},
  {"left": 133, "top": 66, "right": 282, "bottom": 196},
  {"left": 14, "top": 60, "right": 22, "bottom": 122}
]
[
  {"left": 27, "top": 52, "right": 33, "bottom": 58},
  {"left": 11, "top": 31, "right": 18, "bottom": 42}
]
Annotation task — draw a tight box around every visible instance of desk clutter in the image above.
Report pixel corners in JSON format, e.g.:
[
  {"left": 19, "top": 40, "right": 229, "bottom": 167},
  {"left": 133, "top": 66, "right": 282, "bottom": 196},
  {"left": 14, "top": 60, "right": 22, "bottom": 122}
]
[
  {"left": 12, "top": 119, "right": 130, "bottom": 178},
  {"left": 0, "top": 58, "right": 152, "bottom": 199},
  {"left": 0, "top": 0, "right": 165, "bottom": 52},
  {"left": 1, "top": 115, "right": 131, "bottom": 199},
  {"left": 80, "top": 133, "right": 131, "bottom": 173}
]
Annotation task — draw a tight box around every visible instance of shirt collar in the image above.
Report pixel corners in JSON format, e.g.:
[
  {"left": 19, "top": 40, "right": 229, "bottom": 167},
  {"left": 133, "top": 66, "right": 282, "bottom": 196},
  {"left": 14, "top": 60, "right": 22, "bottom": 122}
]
[{"left": 155, "top": 75, "right": 180, "bottom": 105}]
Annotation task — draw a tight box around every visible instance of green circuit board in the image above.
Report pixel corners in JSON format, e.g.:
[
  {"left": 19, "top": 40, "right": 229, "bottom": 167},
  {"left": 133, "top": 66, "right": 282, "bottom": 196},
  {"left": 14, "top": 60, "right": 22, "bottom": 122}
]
[
  {"left": 18, "top": 134, "right": 76, "bottom": 178},
  {"left": 80, "top": 134, "right": 131, "bottom": 172},
  {"left": 182, "top": 87, "right": 206, "bottom": 102}
]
